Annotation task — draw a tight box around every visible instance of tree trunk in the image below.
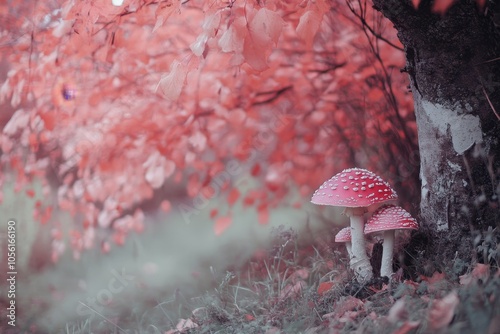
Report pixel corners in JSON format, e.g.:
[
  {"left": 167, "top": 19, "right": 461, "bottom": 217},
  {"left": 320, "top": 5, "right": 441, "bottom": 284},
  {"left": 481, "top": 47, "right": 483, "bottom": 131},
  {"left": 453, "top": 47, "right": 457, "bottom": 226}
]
[{"left": 372, "top": 0, "right": 500, "bottom": 267}]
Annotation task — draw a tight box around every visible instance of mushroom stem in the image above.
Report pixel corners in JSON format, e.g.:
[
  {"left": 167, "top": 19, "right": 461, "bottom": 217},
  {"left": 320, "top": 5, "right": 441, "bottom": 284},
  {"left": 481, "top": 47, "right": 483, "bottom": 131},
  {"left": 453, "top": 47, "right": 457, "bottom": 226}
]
[
  {"left": 380, "top": 230, "right": 395, "bottom": 278},
  {"left": 345, "top": 242, "right": 353, "bottom": 258},
  {"left": 344, "top": 207, "right": 373, "bottom": 282}
]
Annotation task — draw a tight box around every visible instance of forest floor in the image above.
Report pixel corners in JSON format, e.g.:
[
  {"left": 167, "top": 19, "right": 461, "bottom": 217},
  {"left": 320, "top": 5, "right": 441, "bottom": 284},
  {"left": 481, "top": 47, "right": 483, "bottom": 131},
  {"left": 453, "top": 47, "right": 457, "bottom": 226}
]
[
  {"left": 0, "top": 219, "right": 500, "bottom": 334},
  {"left": 58, "top": 227, "right": 500, "bottom": 334}
]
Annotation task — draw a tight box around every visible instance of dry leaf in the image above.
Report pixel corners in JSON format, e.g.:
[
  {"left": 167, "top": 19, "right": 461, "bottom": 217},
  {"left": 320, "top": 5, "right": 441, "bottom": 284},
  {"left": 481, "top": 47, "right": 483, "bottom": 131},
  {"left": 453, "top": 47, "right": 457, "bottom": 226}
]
[
  {"left": 488, "top": 314, "right": 500, "bottom": 334},
  {"left": 175, "top": 318, "right": 198, "bottom": 332},
  {"left": 420, "top": 271, "right": 446, "bottom": 284},
  {"left": 387, "top": 298, "right": 407, "bottom": 324},
  {"left": 317, "top": 281, "right": 334, "bottom": 295},
  {"left": 265, "top": 327, "right": 281, "bottom": 334},
  {"left": 459, "top": 263, "right": 490, "bottom": 286},
  {"left": 289, "top": 268, "right": 309, "bottom": 283},
  {"left": 333, "top": 295, "right": 364, "bottom": 318},
  {"left": 338, "top": 310, "right": 359, "bottom": 323},
  {"left": 279, "top": 280, "right": 306, "bottom": 300},
  {"left": 427, "top": 290, "right": 459, "bottom": 330},
  {"left": 393, "top": 321, "right": 421, "bottom": 334}
]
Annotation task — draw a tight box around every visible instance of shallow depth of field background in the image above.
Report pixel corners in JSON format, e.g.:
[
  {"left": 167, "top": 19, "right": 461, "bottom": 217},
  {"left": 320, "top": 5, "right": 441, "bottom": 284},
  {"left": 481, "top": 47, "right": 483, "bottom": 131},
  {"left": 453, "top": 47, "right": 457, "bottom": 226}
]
[
  {"left": 0, "top": 1, "right": 419, "bottom": 331},
  {"left": 0, "top": 178, "right": 343, "bottom": 331}
]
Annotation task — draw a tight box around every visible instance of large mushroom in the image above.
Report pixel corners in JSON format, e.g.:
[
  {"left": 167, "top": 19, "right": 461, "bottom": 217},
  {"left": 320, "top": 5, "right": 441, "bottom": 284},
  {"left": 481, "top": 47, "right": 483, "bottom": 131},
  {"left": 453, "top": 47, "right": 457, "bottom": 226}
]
[
  {"left": 311, "top": 168, "right": 397, "bottom": 282},
  {"left": 364, "top": 204, "right": 419, "bottom": 278}
]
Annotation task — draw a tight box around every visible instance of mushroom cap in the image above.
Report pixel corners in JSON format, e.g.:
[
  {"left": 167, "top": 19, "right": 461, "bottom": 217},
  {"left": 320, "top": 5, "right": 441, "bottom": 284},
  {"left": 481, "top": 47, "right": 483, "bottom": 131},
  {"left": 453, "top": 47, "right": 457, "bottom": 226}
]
[
  {"left": 364, "top": 204, "right": 419, "bottom": 234},
  {"left": 311, "top": 168, "right": 397, "bottom": 208},
  {"left": 335, "top": 227, "right": 351, "bottom": 242}
]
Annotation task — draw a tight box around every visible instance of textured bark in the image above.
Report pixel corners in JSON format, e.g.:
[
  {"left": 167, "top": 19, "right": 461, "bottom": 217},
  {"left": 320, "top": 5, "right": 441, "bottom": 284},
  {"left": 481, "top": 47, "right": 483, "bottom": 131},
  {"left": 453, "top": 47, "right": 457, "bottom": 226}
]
[{"left": 372, "top": 0, "right": 500, "bottom": 266}]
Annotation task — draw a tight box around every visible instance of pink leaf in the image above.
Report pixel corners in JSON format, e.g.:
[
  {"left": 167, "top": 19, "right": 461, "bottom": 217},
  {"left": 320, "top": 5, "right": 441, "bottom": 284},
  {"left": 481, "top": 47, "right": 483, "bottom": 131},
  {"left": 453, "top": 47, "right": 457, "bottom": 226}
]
[
  {"left": 175, "top": 318, "right": 198, "bottom": 332},
  {"left": 317, "top": 282, "right": 334, "bottom": 295},
  {"left": 188, "top": 131, "right": 207, "bottom": 152},
  {"left": 202, "top": 10, "right": 222, "bottom": 37},
  {"left": 158, "top": 60, "right": 188, "bottom": 101},
  {"left": 214, "top": 215, "right": 232, "bottom": 235},
  {"left": 459, "top": 263, "right": 490, "bottom": 286},
  {"left": 164, "top": 159, "right": 176, "bottom": 178},
  {"left": 432, "top": 0, "right": 456, "bottom": 14},
  {"left": 329, "top": 296, "right": 364, "bottom": 319},
  {"left": 228, "top": 108, "right": 246, "bottom": 125},
  {"left": 243, "top": 8, "right": 284, "bottom": 71},
  {"left": 243, "top": 36, "right": 269, "bottom": 71},
  {"left": 3, "top": 109, "right": 29, "bottom": 136},
  {"left": 218, "top": 17, "right": 246, "bottom": 53},
  {"left": 153, "top": 0, "right": 180, "bottom": 33},
  {"left": 392, "top": 321, "right": 421, "bottom": 334},
  {"left": 144, "top": 153, "right": 175, "bottom": 189},
  {"left": 296, "top": 11, "right": 321, "bottom": 46},
  {"left": 250, "top": 8, "right": 283, "bottom": 45},
  {"left": 161, "top": 200, "right": 172, "bottom": 212},
  {"left": 227, "top": 188, "right": 240, "bottom": 206},
  {"left": 190, "top": 11, "right": 221, "bottom": 56},
  {"left": 428, "top": 291, "right": 459, "bottom": 330},
  {"left": 279, "top": 280, "right": 305, "bottom": 300},
  {"left": 387, "top": 298, "right": 407, "bottom": 324},
  {"left": 190, "top": 34, "right": 209, "bottom": 57},
  {"left": 145, "top": 164, "right": 165, "bottom": 189},
  {"left": 258, "top": 206, "right": 269, "bottom": 225}
]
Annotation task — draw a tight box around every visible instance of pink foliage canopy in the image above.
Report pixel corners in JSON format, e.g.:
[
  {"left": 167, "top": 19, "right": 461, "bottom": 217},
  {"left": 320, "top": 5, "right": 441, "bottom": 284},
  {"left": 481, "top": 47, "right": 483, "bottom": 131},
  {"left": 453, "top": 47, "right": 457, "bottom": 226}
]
[{"left": 0, "top": 0, "right": 427, "bottom": 260}]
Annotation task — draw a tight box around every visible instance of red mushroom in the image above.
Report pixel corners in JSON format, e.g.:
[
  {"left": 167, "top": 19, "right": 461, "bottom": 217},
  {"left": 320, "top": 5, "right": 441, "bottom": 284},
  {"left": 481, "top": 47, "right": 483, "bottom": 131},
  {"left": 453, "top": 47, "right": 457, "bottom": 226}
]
[
  {"left": 335, "top": 227, "right": 353, "bottom": 258},
  {"left": 364, "top": 204, "right": 419, "bottom": 278},
  {"left": 311, "top": 168, "right": 397, "bottom": 282}
]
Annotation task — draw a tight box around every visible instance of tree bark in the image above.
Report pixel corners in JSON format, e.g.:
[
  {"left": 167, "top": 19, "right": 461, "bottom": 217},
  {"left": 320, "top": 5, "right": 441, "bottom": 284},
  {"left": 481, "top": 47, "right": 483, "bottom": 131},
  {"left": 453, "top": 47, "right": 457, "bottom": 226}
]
[{"left": 372, "top": 0, "right": 500, "bottom": 267}]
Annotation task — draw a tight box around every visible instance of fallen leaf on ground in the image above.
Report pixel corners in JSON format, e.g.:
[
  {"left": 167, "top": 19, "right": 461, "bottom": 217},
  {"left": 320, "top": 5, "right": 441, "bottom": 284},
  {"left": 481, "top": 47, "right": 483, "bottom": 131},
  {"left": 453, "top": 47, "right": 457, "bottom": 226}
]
[
  {"left": 265, "top": 326, "right": 281, "bottom": 334},
  {"left": 289, "top": 268, "right": 309, "bottom": 283},
  {"left": 488, "top": 314, "right": 500, "bottom": 334},
  {"left": 387, "top": 298, "right": 407, "bottom": 323},
  {"left": 420, "top": 271, "right": 448, "bottom": 292},
  {"left": 459, "top": 263, "right": 490, "bottom": 286},
  {"left": 393, "top": 321, "right": 420, "bottom": 334},
  {"left": 175, "top": 318, "right": 198, "bottom": 332},
  {"left": 279, "top": 280, "right": 306, "bottom": 300},
  {"left": 427, "top": 290, "right": 459, "bottom": 330},
  {"left": 323, "top": 295, "right": 364, "bottom": 320},
  {"left": 420, "top": 271, "right": 446, "bottom": 284},
  {"left": 317, "top": 281, "right": 334, "bottom": 295},
  {"left": 338, "top": 310, "right": 359, "bottom": 322}
]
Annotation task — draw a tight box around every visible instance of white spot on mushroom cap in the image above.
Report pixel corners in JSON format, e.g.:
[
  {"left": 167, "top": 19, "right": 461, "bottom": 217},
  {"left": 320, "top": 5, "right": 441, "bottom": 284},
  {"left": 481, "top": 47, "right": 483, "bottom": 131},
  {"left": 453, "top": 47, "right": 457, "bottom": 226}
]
[
  {"left": 364, "top": 204, "right": 419, "bottom": 234},
  {"left": 310, "top": 168, "right": 398, "bottom": 208}
]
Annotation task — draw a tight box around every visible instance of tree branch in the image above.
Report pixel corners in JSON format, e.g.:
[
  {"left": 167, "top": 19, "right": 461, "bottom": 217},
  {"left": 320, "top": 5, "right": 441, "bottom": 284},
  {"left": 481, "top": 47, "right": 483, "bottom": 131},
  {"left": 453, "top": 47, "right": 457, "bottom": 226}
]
[{"left": 345, "top": 0, "right": 404, "bottom": 51}]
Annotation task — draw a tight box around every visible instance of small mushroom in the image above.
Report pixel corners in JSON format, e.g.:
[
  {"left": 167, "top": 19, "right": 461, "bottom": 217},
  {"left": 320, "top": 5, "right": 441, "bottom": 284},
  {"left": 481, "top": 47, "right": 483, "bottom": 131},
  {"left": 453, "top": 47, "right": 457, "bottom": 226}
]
[
  {"left": 335, "top": 227, "right": 353, "bottom": 258},
  {"left": 364, "top": 204, "right": 419, "bottom": 278},
  {"left": 311, "top": 168, "right": 398, "bottom": 282}
]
